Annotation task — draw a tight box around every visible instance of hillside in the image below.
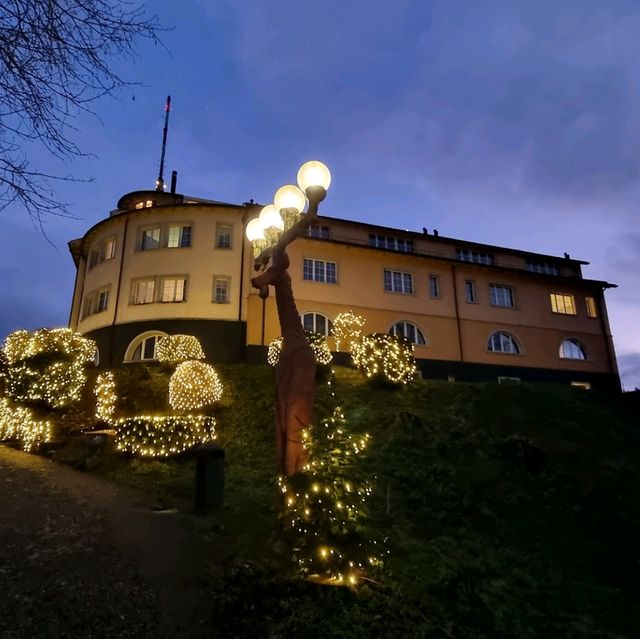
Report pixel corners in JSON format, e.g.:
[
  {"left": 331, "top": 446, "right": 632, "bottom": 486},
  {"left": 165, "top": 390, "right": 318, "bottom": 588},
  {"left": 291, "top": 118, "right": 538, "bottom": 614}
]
[{"left": 97, "top": 364, "right": 639, "bottom": 638}]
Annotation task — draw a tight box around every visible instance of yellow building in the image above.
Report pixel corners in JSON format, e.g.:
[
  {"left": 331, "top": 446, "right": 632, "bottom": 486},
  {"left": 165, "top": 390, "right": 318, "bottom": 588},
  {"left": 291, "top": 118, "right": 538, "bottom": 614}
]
[{"left": 68, "top": 188, "right": 620, "bottom": 392}]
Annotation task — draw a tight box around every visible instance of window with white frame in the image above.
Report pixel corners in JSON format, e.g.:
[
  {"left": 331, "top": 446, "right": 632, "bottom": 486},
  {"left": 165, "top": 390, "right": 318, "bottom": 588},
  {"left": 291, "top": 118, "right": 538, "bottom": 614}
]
[
  {"left": 216, "top": 224, "right": 232, "bottom": 249},
  {"left": 125, "top": 331, "right": 167, "bottom": 362},
  {"left": 307, "top": 224, "right": 331, "bottom": 240},
  {"left": 489, "top": 284, "right": 514, "bottom": 307},
  {"left": 141, "top": 226, "right": 161, "bottom": 250},
  {"left": 487, "top": 331, "right": 520, "bottom": 354},
  {"left": 212, "top": 276, "right": 230, "bottom": 304},
  {"left": 131, "top": 278, "right": 155, "bottom": 304},
  {"left": 88, "top": 236, "right": 117, "bottom": 269},
  {"left": 160, "top": 277, "right": 187, "bottom": 302},
  {"left": 429, "top": 274, "right": 440, "bottom": 298},
  {"left": 456, "top": 248, "right": 494, "bottom": 265},
  {"left": 559, "top": 339, "right": 587, "bottom": 360},
  {"left": 390, "top": 321, "right": 426, "bottom": 345},
  {"left": 303, "top": 258, "right": 337, "bottom": 284},
  {"left": 585, "top": 296, "right": 598, "bottom": 318},
  {"left": 369, "top": 234, "right": 414, "bottom": 252},
  {"left": 550, "top": 293, "right": 576, "bottom": 315},
  {"left": 167, "top": 224, "right": 192, "bottom": 248},
  {"left": 465, "top": 280, "right": 476, "bottom": 303},
  {"left": 82, "top": 287, "right": 110, "bottom": 319},
  {"left": 302, "top": 312, "right": 333, "bottom": 336},
  {"left": 384, "top": 269, "right": 413, "bottom": 294}
]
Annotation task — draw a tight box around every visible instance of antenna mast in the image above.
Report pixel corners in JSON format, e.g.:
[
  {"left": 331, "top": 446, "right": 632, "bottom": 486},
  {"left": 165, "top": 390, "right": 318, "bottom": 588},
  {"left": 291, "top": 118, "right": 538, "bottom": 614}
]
[{"left": 156, "top": 95, "right": 171, "bottom": 192}]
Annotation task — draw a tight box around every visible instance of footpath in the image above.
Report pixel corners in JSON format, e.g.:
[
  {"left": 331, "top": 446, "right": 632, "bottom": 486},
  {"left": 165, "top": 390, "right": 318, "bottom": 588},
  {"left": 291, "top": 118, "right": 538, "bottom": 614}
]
[{"left": 0, "top": 444, "right": 217, "bottom": 638}]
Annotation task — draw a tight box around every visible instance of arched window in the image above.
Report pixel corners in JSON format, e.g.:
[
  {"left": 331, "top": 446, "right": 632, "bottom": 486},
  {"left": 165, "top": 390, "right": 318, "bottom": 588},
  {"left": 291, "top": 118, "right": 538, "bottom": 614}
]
[
  {"left": 559, "top": 339, "right": 587, "bottom": 360},
  {"left": 487, "top": 331, "right": 520, "bottom": 354},
  {"left": 390, "top": 321, "right": 427, "bottom": 345},
  {"left": 302, "top": 312, "right": 333, "bottom": 337},
  {"left": 124, "top": 331, "right": 168, "bottom": 362}
]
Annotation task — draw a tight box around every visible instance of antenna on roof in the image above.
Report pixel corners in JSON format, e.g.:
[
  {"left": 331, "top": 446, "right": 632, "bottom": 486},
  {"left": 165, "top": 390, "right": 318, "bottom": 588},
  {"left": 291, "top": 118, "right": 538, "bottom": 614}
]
[{"left": 155, "top": 95, "right": 171, "bottom": 192}]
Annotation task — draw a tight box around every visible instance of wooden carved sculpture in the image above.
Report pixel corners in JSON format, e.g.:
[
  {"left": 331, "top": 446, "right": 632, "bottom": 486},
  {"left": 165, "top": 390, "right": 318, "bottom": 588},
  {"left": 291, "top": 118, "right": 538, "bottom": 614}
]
[{"left": 251, "top": 203, "right": 322, "bottom": 476}]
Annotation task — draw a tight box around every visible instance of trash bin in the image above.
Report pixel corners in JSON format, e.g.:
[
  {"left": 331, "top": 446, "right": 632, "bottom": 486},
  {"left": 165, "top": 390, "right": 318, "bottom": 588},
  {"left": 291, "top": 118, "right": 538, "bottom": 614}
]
[{"left": 194, "top": 442, "right": 225, "bottom": 514}]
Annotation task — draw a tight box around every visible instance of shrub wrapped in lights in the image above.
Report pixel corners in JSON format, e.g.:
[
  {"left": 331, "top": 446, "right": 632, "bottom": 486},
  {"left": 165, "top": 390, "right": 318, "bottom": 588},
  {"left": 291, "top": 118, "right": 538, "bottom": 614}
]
[
  {"left": 115, "top": 415, "right": 216, "bottom": 457},
  {"left": 332, "top": 311, "right": 366, "bottom": 353},
  {"left": 267, "top": 332, "right": 332, "bottom": 367},
  {"left": 352, "top": 333, "right": 417, "bottom": 386},
  {"left": 0, "top": 397, "right": 53, "bottom": 451},
  {"left": 169, "top": 361, "right": 223, "bottom": 412},
  {"left": 94, "top": 372, "right": 117, "bottom": 424},
  {"left": 2, "top": 328, "right": 97, "bottom": 408},
  {"left": 156, "top": 334, "right": 205, "bottom": 364}
]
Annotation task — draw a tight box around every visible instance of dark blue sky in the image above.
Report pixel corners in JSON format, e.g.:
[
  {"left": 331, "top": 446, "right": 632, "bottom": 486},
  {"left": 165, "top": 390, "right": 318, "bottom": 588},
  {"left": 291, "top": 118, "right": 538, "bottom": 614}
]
[{"left": 1, "top": 0, "right": 638, "bottom": 388}]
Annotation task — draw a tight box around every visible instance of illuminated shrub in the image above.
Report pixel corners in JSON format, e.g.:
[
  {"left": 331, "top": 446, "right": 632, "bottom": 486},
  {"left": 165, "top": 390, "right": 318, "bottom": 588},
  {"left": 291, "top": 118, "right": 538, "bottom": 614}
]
[
  {"left": 0, "top": 397, "right": 53, "bottom": 451},
  {"left": 2, "top": 328, "right": 97, "bottom": 408},
  {"left": 352, "top": 333, "right": 417, "bottom": 386},
  {"left": 156, "top": 334, "right": 205, "bottom": 364},
  {"left": 267, "top": 332, "right": 332, "bottom": 367},
  {"left": 332, "top": 311, "right": 366, "bottom": 352},
  {"left": 115, "top": 415, "right": 216, "bottom": 457},
  {"left": 94, "top": 372, "right": 117, "bottom": 424},
  {"left": 169, "top": 361, "right": 223, "bottom": 411}
]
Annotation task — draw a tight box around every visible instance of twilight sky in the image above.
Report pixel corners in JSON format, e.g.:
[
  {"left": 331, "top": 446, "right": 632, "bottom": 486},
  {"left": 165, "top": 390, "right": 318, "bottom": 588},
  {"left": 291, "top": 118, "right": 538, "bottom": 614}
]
[{"left": 1, "top": 0, "right": 639, "bottom": 388}]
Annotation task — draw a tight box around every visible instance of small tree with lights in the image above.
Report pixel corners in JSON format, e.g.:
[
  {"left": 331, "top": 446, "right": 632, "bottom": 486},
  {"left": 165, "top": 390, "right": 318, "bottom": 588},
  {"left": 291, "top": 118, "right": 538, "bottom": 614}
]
[{"left": 352, "top": 333, "right": 417, "bottom": 387}]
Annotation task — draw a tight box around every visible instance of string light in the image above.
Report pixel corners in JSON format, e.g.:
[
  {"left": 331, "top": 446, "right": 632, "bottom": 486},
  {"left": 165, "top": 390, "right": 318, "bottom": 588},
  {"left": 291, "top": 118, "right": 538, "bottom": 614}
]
[
  {"left": 332, "top": 311, "right": 366, "bottom": 353},
  {"left": 0, "top": 397, "right": 53, "bottom": 451},
  {"left": 267, "top": 331, "right": 332, "bottom": 367},
  {"left": 156, "top": 334, "right": 205, "bottom": 363},
  {"left": 115, "top": 414, "right": 216, "bottom": 457},
  {"left": 352, "top": 333, "right": 417, "bottom": 386},
  {"left": 94, "top": 372, "right": 117, "bottom": 423},
  {"left": 169, "top": 361, "right": 223, "bottom": 411}
]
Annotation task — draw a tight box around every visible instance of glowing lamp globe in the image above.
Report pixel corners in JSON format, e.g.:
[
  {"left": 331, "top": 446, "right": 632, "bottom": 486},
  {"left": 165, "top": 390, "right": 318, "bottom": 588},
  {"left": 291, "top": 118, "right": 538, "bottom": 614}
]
[
  {"left": 274, "top": 184, "right": 306, "bottom": 214},
  {"left": 259, "top": 204, "right": 284, "bottom": 231},
  {"left": 246, "top": 217, "right": 266, "bottom": 242},
  {"left": 297, "top": 161, "right": 331, "bottom": 192}
]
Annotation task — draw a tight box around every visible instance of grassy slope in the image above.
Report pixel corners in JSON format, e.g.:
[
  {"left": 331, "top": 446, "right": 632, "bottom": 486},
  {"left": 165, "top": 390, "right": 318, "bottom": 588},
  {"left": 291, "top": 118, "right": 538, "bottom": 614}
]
[{"left": 97, "top": 365, "right": 639, "bottom": 638}]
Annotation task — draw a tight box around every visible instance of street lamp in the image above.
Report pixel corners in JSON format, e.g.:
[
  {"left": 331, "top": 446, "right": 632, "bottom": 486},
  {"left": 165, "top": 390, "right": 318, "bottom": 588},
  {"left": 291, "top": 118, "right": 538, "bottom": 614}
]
[{"left": 246, "top": 160, "right": 331, "bottom": 476}]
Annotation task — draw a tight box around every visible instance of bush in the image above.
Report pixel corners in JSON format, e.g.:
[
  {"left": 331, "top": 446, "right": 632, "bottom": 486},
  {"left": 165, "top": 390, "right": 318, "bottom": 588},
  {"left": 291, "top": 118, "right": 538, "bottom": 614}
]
[
  {"left": 169, "top": 361, "right": 223, "bottom": 411},
  {"left": 156, "top": 334, "right": 205, "bottom": 363},
  {"left": 352, "top": 333, "right": 416, "bottom": 386}
]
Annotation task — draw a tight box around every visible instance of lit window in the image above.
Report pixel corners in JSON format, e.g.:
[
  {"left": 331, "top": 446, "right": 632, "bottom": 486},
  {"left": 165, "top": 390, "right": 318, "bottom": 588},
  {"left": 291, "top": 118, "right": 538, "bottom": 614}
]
[
  {"left": 212, "top": 276, "right": 230, "bottom": 304},
  {"left": 456, "top": 248, "right": 494, "bottom": 265},
  {"left": 487, "top": 331, "right": 520, "bottom": 354},
  {"left": 161, "top": 277, "right": 187, "bottom": 302},
  {"left": 135, "top": 202, "right": 144, "bottom": 210},
  {"left": 384, "top": 269, "right": 413, "bottom": 294},
  {"left": 550, "top": 293, "right": 576, "bottom": 315},
  {"left": 489, "top": 284, "right": 514, "bottom": 307},
  {"left": 390, "top": 321, "right": 426, "bottom": 345},
  {"left": 303, "top": 259, "right": 337, "bottom": 284},
  {"left": 570, "top": 381, "right": 591, "bottom": 390},
  {"left": 125, "top": 331, "right": 167, "bottom": 362},
  {"left": 465, "top": 280, "right": 476, "bottom": 303},
  {"left": 369, "top": 234, "right": 414, "bottom": 252},
  {"left": 132, "top": 278, "right": 155, "bottom": 304},
  {"left": 585, "top": 296, "right": 597, "bottom": 318},
  {"left": 216, "top": 224, "right": 232, "bottom": 249},
  {"left": 559, "top": 339, "right": 587, "bottom": 360},
  {"left": 302, "top": 312, "right": 333, "bottom": 337},
  {"left": 141, "top": 226, "right": 161, "bottom": 250},
  {"left": 307, "top": 225, "right": 331, "bottom": 240},
  {"left": 167, "top": 224, "right": 192, "bottom": 248},
  {"left": 526, "top": 260, "right": 560, "bottom": 275},
  {"left": 429, "top": 275, "right": 440, "bottom": 298}
]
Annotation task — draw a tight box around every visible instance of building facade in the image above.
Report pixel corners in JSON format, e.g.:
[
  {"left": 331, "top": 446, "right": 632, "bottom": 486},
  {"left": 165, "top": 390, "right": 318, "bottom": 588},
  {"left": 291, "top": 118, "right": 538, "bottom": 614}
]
[{"left": 68, "top": 189, "right": 620, "bottom": 392}]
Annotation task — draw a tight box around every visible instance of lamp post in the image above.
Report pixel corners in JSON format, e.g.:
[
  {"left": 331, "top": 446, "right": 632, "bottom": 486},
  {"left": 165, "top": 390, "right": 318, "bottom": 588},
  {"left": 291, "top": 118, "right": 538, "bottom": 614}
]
[{"left": 246, "top": 161, "right": 331, "bottom": 476}]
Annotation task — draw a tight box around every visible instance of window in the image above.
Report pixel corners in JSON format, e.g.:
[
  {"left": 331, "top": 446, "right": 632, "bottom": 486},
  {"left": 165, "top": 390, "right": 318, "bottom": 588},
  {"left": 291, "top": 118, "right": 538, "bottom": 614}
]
[
  {"left": 487, "top": 331, "right": 520, "bottom": 354},
  {"left": 489, "top": 284, "right": 514, "bottom": 307},
  {"left": 103, "top": 237, "right": 116, "bottom": 261},
  {"left": 141, "top": 226, "right": 161, "bottom": 250},
  {"left": 585, "top": 296, "right": 597, "bottom": 318},
  {"left": 390, "top": 321, "right": 426, "bottom": 345},
  {"left": 82, "top": 287, "right": 110, "bottom": 319},
  {"left": 550, "top": 293, "right": 576, "bottom": 315},
  {"left": 465, "top": 280, "right": 476, "bottom": 303},
  {"left": 559, "top": 339, "right": 587, "bottom": 360},
  {"left": 307, "top": 224, "right": 331, "bottom": 240},
  {"left": 160, "top": 277, "right": 187, "bottom": 302},
  {"left": 527, "top": 260, "right": 560, "bottom": 275},
  {"left": 125, "top": 331, "right": 167, "bottom": 362},
  {"left": 456, "top": 248, "right": 494, "bottom": 265},
  {"left": 216, "top": 224, "right": 232, "bottom": 249},
  {"left": 303, "top": 258, "right": 337, "bottom": 284},
  {"left": 132, "top": 278, "right": 155, "bottom": 304},
  {"left": 570, "top": 381, "right": 591, "bottom": 390},
  {"left": 88, "top": 236, "right": 117, "bottom": 269},
  {"left": 212, "top": 276, "right": 230, "bottom": 304},
  {"left": 167, "top": 224, "right": 191, "bottom": 248},
  {"left": 429, "top": 275, "right": 440, "bottom": 298},
  {"left": 369, "top": 234, "right": 414, "bottom": 252},
  {"left": 302, "top": 312, "right": 333, "bottom": 336},
  {"left": 384, "top": 269, "right": 413, "bottom": 294},
  {"left": 498, "top": 376, "right": 521, "bottom": 384},
  {"left": 96, "top": 290, "right": 109, "bottom": 313},
  {"left": 135, "top": 200, "right": 155, "bottom": 209}
]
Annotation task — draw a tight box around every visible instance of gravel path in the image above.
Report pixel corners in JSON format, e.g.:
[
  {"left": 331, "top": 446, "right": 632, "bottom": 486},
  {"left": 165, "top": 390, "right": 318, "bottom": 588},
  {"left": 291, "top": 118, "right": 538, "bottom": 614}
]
[{"left": 0, "top": 445, "right": 216, "bottom": 638}]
